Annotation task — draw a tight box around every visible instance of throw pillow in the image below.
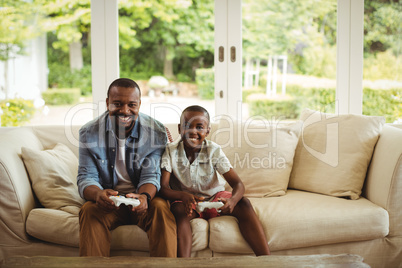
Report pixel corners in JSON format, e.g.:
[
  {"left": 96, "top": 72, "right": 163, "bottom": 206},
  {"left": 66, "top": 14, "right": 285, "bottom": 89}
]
[
  {"left": 212, "top": 118, "right": 302, "bottom": 197},
  {"left": 21, "top": 143, "right": 84, "bottom": 215},
  {"left": 289, "top": 109, "right": 385, "bottom": 199}
]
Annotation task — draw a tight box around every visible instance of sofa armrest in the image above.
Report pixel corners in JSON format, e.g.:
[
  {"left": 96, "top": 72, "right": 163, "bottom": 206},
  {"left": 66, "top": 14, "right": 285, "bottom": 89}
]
[{"left": 364, "top": 124, "right": 402, "bottom": 237}]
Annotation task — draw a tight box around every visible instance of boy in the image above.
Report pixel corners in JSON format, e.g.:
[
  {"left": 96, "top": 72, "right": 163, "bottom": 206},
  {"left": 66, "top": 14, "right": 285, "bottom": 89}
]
[{"left": 160, "top": 105, "right": 270, "bottom": 257}]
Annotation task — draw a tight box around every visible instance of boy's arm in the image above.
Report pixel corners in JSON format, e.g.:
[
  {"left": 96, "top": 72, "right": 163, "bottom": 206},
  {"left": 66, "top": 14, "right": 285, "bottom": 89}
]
[
  {"left": 220, "top": 168, "right": 245, "bottom": 214},
  {"left": 159, "top": 169, "right": 198, "bottom": 216}
]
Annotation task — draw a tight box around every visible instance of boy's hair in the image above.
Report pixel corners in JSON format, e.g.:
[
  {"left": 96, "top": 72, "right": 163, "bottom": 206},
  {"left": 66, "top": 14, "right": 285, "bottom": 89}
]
[
  {"left": 181, "top": 105, "right": 210, "bottom": 125},
  {"left": 107, "top": 78, "right": 141, "bottom": 98}
]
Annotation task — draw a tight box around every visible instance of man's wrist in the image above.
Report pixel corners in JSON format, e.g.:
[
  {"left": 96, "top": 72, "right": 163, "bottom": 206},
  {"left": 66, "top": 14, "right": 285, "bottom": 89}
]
[{"left": 140, "top": 192, "right": 151, "bottom": 207}]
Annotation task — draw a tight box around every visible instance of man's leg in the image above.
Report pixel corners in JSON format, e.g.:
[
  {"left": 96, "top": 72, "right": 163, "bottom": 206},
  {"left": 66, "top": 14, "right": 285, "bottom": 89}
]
[
  {"left": 79, "top": 201, "right": 127, "bottom": 256},
  {"left": 138, "top": 197, "right": 177, "bottom": 257}
]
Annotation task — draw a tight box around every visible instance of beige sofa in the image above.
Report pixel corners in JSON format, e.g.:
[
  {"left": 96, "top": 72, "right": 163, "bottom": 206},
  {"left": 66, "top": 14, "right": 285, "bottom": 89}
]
[{"left": 0, "top": 110, "right": 401, "bottom": 267}]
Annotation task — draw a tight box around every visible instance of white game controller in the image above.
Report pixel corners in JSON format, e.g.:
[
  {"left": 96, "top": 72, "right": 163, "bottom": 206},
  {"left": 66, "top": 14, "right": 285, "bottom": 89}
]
[
  {"left": 109, "top": 195, "right": 140, "bottom": 207},
  {"left": 196, "top": 201, "right": 224, "bottom": 213}
]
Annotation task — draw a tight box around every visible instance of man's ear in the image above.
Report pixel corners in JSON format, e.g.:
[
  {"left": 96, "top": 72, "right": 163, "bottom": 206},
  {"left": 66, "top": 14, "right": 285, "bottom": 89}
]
[
  {"left": 106, "top": 98, "right": 109, "bottom": 110},
  {"left": 177, "top": 124, "right": 181, "bottom": 133}
]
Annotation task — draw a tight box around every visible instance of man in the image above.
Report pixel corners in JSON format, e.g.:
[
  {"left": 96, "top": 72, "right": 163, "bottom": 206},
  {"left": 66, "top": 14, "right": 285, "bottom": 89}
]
[{"left": 77, "top": 78, "right": 177, "bottom": 257}]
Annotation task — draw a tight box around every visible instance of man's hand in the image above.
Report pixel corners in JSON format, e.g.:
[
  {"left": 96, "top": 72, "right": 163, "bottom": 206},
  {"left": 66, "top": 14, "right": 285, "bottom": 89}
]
[
  {"left": 126, "top": 193, "right": 148, "bottom": 215},
  {"left": 95, "top": 189, "right": 119, "bottom": 212}
]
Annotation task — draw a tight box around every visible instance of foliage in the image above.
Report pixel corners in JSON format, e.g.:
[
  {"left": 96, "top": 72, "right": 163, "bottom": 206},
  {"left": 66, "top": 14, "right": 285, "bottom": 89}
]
[
  {"left": 195, "top": 68, "right": 214, "bottom": 100},
  {"left": 41, "top": 88, "right": 81, "bottom": 105},
  {"left": 290, "top": 44, "right": 337, "bottom": 78},
  {"left": 242, "top": 0, "right": 337, "bottom": 58},
  {"left": 118, "top": 0, "right": 214, "bottom": 80},
  {"left": 247, "top": 94, "right": 299, "bottom": 120},
  {"left": 48, "top": 62, "right": 92, "bottom": 95},
  {"left": 0, "top": 98, "right": 36, "bottom": 127},
  {"left": 37, "top": 0, "right": 91, "bottom": 52},
  {"left": 364, "top": 0, "right": 402, "bottom": 55},
  {"left": 363, "top": 87, "right": 402, "bottom": 123},
  {"left": 363, "top": 51, "right": 402, "bottom": 81},
  {"left": 0, "top": 0, "right": 42, "bottom": 61},
  {"left": 245, "top": 85, "right": 402, "bottom": 123},
  {"left": 242, "top": 87, "right": 265, "bottom": 101},
  {"left": 286, "top": 85, "right": 336, "bottom": 113}
]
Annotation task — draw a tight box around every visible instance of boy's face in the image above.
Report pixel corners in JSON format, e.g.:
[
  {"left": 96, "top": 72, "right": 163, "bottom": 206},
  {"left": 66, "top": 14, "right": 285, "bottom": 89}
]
[{"left": 179, "top": 110, "right": 210, "bottom": 150}]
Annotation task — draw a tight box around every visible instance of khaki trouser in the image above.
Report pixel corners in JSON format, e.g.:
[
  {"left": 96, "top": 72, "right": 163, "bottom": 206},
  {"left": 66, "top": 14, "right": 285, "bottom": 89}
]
[{"left": 79, "top": 197, "right": 177, "bottom": 257}]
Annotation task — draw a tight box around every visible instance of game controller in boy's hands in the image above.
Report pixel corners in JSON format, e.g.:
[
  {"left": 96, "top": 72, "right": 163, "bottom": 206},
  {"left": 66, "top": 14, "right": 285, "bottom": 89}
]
[
  {"left": 196, "top": 201, "right": 224, "bottom": 213},
  {"left": 110, "top": 195, "right": 140, "bottom": 207}
]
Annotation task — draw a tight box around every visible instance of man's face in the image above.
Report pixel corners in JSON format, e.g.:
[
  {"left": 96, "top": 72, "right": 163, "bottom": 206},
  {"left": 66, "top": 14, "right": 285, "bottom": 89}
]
[
  {"left": 106, "top": 86, "right": 141, "bottom": 138},
  {"left": 179, "top": 111, "right": 210, "bottom": 150}
]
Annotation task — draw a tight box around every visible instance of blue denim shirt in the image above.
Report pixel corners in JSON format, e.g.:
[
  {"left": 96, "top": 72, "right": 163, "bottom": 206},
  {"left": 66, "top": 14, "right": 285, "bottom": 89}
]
[{"left": 77, "top": 111, "right": 167, "bottom": 199}]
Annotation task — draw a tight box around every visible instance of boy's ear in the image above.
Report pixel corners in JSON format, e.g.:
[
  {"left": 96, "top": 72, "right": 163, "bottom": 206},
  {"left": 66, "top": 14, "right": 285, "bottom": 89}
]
[
  {"left": 177, "top": 124, "right": 181, "bottom": 133},
  {"left": 206, "top": 127, "right": 211, "bottom": 136}
]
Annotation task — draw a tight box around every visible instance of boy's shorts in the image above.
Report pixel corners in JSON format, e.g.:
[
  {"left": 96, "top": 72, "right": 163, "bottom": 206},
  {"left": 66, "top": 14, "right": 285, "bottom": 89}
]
[{"left": 172, "top": 191, "right": 232, "bottom": 220}]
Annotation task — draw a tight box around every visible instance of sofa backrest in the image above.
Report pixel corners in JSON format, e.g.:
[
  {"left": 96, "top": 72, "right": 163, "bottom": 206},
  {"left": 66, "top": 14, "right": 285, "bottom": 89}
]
[
  {"left": 0, "top": 127, "right": 44, "bottom": 246},
  {"left": 0, "top": 125, "right": 81, "bottom": 246}
]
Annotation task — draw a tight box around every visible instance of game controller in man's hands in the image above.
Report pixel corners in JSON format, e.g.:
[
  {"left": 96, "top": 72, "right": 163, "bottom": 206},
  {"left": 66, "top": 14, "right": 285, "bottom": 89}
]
[
  {"left": 109, "top": 195, "right": 140, "bottom": 207},
  {"left": 196, "top": 201, "right": 224, "bottom": 213}
]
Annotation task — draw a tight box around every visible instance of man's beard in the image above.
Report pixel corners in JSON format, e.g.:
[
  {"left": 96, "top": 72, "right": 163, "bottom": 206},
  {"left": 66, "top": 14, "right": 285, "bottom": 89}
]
[{"left": 110, "top": 115, "right": 135, "bottom": 138}]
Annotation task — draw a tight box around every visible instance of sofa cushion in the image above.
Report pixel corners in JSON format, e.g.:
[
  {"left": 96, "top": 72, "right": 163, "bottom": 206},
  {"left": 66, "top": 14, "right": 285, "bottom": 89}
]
[
  {"left": 208, "top": 190, "right": 389, "bottom": 253},
  {"left": 21, "top": 143, "right": 84, "bottom": 215},
  {"left": 26, "top": 209, "right": 209, "bottom": 252},
  {"left": 289, "top": 109, "right": 385, "bottom": 199},
  {"left": 213, "top": 119, "right": 302, "bottom": 197}
]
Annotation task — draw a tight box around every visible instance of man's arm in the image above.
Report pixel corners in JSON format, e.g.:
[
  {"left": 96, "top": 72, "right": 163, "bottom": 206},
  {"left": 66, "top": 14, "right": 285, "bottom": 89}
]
[{"left": 83, "top": 185, "right": 118, "bottom": 211}]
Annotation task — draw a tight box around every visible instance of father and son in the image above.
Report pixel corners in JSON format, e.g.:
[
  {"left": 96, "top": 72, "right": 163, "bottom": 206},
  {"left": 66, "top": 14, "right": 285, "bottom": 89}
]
[{"left": 77, "top": 78, "right": 271, "bottom": 257}]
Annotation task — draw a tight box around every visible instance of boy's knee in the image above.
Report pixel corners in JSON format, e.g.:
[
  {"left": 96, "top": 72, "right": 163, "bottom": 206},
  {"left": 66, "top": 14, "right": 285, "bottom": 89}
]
[{"left": 236, "top": 197, "right": 253, "bottom": 210}]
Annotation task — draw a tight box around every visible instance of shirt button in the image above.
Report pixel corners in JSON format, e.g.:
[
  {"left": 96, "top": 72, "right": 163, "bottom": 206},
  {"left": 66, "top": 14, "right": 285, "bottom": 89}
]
[
  {"left": 111, "top": 165, "right": 114, "bottom": 168},
  {"left": 112, "top": 149, "right": 115, "bottom": 152},
  {"left": 192, "top": 184, "right": 196, "bottom": 188}
]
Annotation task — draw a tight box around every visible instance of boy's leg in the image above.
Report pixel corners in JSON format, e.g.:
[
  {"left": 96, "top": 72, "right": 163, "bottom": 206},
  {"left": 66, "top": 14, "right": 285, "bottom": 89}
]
[
  {"left": 231, "top": 197, "right": 271, "bottom": 256},
  {"left": 138, "top": 197, "right": 177, "bottom": 257},
  {"left": 170, "top": 202, "right": 197, "bottom": 257},
  {"left": 79, "top": 201, "right": 127, "bottom": 257}
]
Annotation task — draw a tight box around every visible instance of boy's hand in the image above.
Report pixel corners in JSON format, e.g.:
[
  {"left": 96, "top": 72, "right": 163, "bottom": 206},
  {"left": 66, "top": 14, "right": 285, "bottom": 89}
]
[
  {"left": 218, "top": 197, "right": 237, "bottom": 214},
  {"left": 180, "top": 192, "right": 201, "bottom": 216}
]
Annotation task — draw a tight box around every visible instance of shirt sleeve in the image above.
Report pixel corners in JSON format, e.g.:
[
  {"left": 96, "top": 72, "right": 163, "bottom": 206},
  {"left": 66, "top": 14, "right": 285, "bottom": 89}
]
[
  {"left": 136, "top": 148, "right": 164, "bottom": 191},
  {"left": 77, "top": 128, "right": 104, "bottom": 199},
  {"left": 160, "top": 145, "right": 172, "bottom": 173},
  {"left": 214, "top": 146, "right": 233, "bottom": 175}
]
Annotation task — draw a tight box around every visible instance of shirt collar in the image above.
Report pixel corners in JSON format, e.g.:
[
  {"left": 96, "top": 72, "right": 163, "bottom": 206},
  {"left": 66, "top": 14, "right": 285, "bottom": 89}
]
[{"left": 178, "top": 139, "right": 209, "bottom": 164}]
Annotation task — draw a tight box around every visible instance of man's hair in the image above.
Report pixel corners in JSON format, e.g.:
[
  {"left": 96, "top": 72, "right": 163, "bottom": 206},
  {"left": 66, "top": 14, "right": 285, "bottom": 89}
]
[
  {"left": 181, "top": 105, "right": 210, "bottom": 125},
  {"left": 107, "top": 78, "right": 141, "bottom": 98}
]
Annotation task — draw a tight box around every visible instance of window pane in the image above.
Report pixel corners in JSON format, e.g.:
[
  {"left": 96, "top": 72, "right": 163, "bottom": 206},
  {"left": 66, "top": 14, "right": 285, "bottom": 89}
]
[
  {"left": 362, "top": 0, "right": 402, "bottom": 123},
  {"left": 241, "top": 0, "right": 337, "bottom": 122},
  {"left": 0, "top": 1, "right": 93, "bottom": 127},
  {"left": 118, "top": 0, "right": 215, "bottom": 124}
]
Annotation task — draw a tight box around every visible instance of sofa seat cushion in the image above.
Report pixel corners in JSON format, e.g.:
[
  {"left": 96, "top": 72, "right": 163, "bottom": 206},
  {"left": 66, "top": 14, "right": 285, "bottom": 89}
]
[
  {"left": 26, "top": 209, "right": 209, "bottom": 252},
  {"left": 208, "top": 190, "right": 389, "bottom": 254}
]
